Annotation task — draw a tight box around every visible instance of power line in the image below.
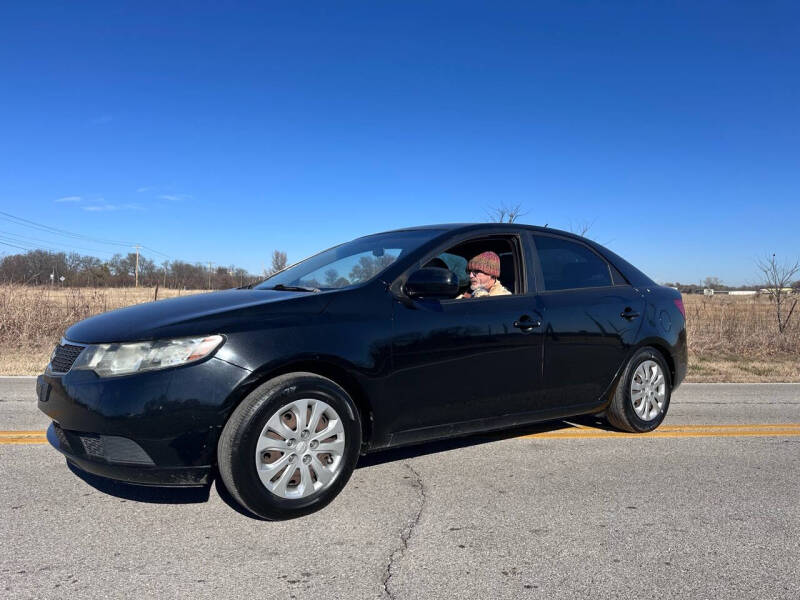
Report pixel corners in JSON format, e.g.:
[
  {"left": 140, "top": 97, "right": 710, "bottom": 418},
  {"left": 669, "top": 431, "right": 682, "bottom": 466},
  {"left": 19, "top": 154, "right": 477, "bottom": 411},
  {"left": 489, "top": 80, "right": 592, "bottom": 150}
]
[
  {"left": 0, "top": 235, "right": 168, "bottom": 263},
  {"left": 0, "top": 240, "right": 33, "bottom": 252},
  {"left": 0, "top": 210, "right": 171, "bottom": 258},
  {"left": 0, "top": 210, "right": 134, "bottom": 247},
  {"left": 0, "top": 236, "right": 38, "bottom": 250},
  {"left": 0, "top": 231, "right": 118, "bottom": 255},
  {"left": 0, "top": 230, "right": 117, "bottom": 257},
  {"left": 0, "top": 211, "right": 223, "bottom": 270},
  {"left": 0, "top": 236, "right": 213, "bottom": 274},
  {"left": 140, "top": 245, "right": 172, "bottom": 259}
]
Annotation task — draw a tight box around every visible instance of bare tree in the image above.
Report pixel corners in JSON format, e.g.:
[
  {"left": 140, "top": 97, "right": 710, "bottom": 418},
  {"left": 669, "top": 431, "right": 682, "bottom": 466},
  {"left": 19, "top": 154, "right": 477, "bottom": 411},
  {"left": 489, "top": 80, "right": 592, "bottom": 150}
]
[
  {"left": 487, "top": 203, "right": 526, "bottom": 223},
  {"left": 756, "top": 254, "right": 800, "bottom": 333},
  {"left": 703, "top": 276, "right": 723, "bottom": 289},
  {"left": 569, "top": 219, "right": 595, "bottom": 237},
  {"left": 270, "top": 250, "right": 288, "bottom": 275},
  {"left": 324, "top": 269, "right": 339, "bottom": 287}
]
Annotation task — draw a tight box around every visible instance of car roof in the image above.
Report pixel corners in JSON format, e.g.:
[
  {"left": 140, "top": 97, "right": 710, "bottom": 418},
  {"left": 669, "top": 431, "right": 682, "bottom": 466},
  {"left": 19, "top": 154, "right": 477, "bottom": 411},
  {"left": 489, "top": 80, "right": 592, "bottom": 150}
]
[
  {"left": 379, "top": 222, "right": 576, "bottom": 238},
  {"left": 374, "top": 223, "right": 655, "bottom": 286}
]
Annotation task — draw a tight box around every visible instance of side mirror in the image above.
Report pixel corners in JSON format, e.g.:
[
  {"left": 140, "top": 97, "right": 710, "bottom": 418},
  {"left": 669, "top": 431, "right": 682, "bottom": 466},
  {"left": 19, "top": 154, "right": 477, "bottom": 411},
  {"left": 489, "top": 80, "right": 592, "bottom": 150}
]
[{"left": 404, "top": 267, "right": 460, "bottom": 299}]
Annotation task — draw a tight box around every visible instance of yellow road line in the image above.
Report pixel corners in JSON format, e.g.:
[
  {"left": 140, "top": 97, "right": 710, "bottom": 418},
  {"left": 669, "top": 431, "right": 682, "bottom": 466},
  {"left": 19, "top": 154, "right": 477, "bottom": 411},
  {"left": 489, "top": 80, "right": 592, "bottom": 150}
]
[
  {"left": 0, "top": 432, "right": 47, "bottom": 444},
  {"left": 647, "top": 423, "right": 800, "bottom": 430},
  {"left": 2, "top": 425, "right": 800, "bottom": 445},
  {"left": 522, "top": 430, "right": 800, "bottom": 440},
  {"left": 521, "top": 423, "right": 800, "bottom": 440}
]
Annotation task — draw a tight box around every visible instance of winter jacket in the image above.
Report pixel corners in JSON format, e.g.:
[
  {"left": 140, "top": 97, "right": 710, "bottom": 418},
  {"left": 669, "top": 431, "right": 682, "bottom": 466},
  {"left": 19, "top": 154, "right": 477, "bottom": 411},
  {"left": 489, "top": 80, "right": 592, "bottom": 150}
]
[{"left": 456, "top": 280, "right": 511, "bottom": 299}]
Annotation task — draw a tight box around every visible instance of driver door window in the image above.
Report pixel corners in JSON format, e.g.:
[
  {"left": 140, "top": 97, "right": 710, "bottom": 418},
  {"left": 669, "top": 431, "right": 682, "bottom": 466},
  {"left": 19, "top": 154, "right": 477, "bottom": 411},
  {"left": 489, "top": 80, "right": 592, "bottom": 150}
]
[{"left": 424, "top": 236, "right": 522, "bottom": 299}]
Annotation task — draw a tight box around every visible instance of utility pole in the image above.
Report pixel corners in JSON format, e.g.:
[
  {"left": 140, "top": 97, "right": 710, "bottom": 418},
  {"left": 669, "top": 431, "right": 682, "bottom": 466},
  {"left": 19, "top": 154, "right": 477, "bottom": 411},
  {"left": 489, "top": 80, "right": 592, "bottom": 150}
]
[
  {"left": 207, "top": 261, "right": 215, "bottom": 290},
  {"left": 134, "top": 245, "right": 141, "bottom": 288}
]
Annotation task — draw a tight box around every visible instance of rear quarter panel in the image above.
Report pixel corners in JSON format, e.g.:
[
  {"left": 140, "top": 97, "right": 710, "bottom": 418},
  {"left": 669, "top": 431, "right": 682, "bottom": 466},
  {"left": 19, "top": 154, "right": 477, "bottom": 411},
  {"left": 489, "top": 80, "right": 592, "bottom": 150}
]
[{"left": 636, "top": 285, "right": 688, "bottom": 389}]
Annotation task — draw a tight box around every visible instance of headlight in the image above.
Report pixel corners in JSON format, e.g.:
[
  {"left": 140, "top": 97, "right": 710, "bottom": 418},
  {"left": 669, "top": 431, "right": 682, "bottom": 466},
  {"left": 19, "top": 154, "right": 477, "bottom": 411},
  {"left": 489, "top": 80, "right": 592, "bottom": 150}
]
[{"left": 71, "top": 335, "right": 224, "bottom": 377}]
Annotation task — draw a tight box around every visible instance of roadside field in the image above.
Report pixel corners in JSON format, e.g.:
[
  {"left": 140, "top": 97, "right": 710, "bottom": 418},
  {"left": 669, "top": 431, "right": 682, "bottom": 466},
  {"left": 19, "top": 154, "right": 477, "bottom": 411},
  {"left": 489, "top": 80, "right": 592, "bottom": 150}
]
[
  {"left": 1, "top": 285, "right": 798, "bottom": 381},
  {"left": 683, "top": 294, "right": 800, "bottom": 382},
  {"left": 0, "top": 285, "right": 207, "bottom": 374}
]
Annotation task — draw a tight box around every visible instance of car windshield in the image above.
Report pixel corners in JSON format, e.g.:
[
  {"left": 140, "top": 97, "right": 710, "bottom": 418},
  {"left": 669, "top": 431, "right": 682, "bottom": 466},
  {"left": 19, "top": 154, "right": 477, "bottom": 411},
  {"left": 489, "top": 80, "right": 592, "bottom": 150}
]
[{"left": 255, "top": 229, "right": 446, "bottom": 291}]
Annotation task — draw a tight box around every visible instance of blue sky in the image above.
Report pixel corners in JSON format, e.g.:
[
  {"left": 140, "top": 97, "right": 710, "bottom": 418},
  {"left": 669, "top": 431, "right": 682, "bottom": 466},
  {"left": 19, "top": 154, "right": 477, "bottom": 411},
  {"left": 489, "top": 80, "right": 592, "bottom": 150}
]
[{"left": 1, "top": 1, "right": 798, "bottom": 285}]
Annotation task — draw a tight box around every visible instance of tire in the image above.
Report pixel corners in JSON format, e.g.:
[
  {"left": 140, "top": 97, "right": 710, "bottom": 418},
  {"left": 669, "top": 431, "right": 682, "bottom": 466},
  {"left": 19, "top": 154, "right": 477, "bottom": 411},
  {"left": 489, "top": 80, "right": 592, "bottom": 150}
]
[
  {"left": 217, "top": 372, "right": 362, "bottom": 520},
  {"left": 605, "top": 346, "right": 672, "bottom": 433}
]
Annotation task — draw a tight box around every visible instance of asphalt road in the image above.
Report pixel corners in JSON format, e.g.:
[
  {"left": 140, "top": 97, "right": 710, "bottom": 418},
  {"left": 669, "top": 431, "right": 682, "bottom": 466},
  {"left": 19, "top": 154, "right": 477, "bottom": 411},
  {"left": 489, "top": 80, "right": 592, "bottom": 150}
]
[{"left": 2, "top": 378, "right": 799, "bottom": 599}]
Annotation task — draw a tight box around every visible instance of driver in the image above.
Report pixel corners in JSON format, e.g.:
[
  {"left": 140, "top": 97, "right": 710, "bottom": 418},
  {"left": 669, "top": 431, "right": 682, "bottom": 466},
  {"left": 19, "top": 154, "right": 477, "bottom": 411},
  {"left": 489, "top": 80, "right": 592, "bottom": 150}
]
[{"left": 456, "top": 251, "right": 511, "bottom": 299}]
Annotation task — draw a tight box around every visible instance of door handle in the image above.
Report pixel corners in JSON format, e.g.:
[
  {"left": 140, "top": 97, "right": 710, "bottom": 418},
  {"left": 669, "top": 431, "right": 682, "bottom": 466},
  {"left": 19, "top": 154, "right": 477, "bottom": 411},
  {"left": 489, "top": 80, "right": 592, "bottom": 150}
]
[
  {"left": 514, "top": 316, "right": 541, "bottom": 331},
  {"left": 620, "top": 307, "right": 640, "bottom": 320}
]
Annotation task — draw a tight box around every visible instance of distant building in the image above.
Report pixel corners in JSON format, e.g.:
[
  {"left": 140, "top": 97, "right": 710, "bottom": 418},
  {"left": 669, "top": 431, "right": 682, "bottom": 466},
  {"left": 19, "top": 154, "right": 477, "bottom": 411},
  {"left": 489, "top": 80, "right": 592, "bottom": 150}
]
[
  {"left": 729, "top": 290, "right": 758, "bottom": 296},
  {"left": 759, "top": 288, "right": 794, "bottom": 295}
]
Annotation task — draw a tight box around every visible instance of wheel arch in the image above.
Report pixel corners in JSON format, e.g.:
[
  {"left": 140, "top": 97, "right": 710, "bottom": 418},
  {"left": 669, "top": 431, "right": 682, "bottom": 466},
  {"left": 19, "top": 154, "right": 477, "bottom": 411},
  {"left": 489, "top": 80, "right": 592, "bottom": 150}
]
[
  {"left": 224, "top": 359, "right": 375, "bottom": 450},
  {"left": 596, "top": 339, "right": 677, "bottom": 414},
  {"left": 635, "top": 338, "right": 676, "bottom": 386}
]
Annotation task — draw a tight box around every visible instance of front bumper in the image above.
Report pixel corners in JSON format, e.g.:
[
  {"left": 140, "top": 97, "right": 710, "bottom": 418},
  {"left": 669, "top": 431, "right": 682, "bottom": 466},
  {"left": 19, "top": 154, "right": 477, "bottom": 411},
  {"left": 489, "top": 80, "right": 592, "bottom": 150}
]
[
  {"left": 47, "top": 423, "right": 211, "bottom": 486},
  {"left": 38, "top": 356, "right": 251, "bottom": 487}
]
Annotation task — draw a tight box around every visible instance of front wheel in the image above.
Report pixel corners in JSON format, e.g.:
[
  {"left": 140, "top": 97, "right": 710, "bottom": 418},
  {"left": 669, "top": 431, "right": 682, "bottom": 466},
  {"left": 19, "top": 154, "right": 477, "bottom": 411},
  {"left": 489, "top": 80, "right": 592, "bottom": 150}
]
[
  {"left": 605, "top": 347, "right": 672, "bottom": 433},
  {"left": 217, "top": 372, "right": 362, "bottom": 520}
]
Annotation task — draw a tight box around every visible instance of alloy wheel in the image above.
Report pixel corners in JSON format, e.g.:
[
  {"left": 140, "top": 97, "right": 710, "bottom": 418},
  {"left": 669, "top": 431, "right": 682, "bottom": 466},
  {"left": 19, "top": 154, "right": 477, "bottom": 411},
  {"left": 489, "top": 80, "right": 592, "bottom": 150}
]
[
  {"left": 254, "top": 398, "right": 346, "bottom": 499},
  {"left": 630, "top": 360, "right": 666, "bottom": 421}
]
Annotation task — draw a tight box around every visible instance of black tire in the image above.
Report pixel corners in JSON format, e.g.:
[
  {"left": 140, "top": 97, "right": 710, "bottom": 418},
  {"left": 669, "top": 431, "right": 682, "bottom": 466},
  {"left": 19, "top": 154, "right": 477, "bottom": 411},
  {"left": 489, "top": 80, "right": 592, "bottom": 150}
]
[
  {"left": 217, "top": 372, "right": 362, "bottom": 520},
  {"left": 605, "top": 346, "right": 672, "bottom": 433}
]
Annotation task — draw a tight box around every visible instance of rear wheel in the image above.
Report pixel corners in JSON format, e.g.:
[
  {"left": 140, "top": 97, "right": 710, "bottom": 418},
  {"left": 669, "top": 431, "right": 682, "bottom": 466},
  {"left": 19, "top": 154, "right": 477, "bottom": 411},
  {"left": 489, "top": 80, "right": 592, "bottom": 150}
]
[
  {"left": 218, "top": 372, "right": 362, "bottom": 520},
  {"left": 605, "top": 347, "right": 671, "bottom": 433}
]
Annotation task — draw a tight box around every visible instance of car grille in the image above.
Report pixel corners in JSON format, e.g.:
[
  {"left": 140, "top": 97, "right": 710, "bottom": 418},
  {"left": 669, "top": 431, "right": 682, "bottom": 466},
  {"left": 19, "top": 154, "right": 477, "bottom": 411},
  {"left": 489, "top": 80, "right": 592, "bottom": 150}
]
[
  {"left": 52, "top": 423, "right": 73, "bottom": 453},
  {"left": 53, "top": 424, "right": 155, "bottom": 465},
  {"left": 49, "top": 342, "right": 86, "bottom": 374},
  {"left": 80, "top": 435, "right": 104, "bottom": 458}
]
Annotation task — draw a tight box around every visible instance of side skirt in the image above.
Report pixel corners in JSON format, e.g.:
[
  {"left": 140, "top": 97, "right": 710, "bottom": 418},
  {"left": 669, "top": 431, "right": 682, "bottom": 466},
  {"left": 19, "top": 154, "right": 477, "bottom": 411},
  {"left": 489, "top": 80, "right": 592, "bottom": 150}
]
[{"left": 375, "top": 400, "right": 607, "bottom": 450}]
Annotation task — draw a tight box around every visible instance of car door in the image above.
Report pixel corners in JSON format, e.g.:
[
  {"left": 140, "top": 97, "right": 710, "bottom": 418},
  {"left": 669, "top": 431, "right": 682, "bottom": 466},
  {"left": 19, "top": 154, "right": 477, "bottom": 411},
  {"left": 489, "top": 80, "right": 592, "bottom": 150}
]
[
  {"left": 530, "top": 233, "right": 646, "bottom": 411},
  {"left": 383, "top": 232, "right": 545, "bottom": 443}
]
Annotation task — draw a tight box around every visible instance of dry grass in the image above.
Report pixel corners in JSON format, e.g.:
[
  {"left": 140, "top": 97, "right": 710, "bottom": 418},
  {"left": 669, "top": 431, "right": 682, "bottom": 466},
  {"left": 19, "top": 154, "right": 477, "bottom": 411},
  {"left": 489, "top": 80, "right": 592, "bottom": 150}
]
[
  {"left": 1, "top": 286, "right": 798, "bottom": 381},
  {"left": 0, "top": 285, "right": 207, "bottom": 375},
  {"left": 683, "top": 294, "right": 800, "bottom": 382},
  {"left": 687, "top": 355, "right": 800, "bottom": 383},
  {"left": 683, "top": 294, "right": 800, "bottom": 357}
]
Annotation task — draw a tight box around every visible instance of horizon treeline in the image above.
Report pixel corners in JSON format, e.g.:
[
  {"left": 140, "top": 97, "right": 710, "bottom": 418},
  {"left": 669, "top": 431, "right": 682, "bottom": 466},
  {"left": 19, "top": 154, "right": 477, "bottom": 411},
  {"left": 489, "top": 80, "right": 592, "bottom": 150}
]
[{"left": 0, "top": 249, "right": 268, "bottom": 289}]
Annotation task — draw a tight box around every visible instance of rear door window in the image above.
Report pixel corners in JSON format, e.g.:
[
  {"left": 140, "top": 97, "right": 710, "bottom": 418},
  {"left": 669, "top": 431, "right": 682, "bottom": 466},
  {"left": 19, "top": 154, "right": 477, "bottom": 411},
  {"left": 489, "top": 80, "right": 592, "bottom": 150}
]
[{"left": 532, "top": 234, "right": 612, "bottom": 291}]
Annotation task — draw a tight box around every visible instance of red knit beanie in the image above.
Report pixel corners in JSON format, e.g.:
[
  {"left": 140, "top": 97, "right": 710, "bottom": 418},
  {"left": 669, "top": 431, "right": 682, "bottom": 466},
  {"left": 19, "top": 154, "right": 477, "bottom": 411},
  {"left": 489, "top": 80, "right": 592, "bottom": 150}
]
[{"left": 468, "top": 251, "right": 501, "bottom": 278}]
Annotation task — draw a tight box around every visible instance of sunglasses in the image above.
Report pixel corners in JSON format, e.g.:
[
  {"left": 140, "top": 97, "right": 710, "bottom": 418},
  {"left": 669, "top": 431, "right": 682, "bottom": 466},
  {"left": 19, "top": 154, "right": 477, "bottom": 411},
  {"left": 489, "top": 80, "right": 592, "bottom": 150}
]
[{"left": 468, "top": 270, "right": 486, "bottom": 277}]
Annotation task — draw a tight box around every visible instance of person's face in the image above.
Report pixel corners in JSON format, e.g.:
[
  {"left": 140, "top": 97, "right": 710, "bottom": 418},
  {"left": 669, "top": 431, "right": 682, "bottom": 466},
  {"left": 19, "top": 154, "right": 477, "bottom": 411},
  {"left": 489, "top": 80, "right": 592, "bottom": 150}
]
[{"left": 468, "top": 269, "right": 495, "bottom": 290}]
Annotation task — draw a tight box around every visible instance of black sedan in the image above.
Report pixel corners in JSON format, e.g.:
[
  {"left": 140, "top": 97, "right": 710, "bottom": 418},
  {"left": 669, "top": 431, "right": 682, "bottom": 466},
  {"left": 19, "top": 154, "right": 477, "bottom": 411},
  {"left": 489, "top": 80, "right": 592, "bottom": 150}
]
[{"left": 38, "top": 223, "right": 687, "bottom": 519}]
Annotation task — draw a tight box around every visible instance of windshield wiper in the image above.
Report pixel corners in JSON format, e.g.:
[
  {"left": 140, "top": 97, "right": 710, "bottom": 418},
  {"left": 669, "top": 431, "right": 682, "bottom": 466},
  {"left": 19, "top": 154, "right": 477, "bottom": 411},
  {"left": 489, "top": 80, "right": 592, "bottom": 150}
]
[{"left": 267, "top": 284, "right": 320, "bottom": 293}]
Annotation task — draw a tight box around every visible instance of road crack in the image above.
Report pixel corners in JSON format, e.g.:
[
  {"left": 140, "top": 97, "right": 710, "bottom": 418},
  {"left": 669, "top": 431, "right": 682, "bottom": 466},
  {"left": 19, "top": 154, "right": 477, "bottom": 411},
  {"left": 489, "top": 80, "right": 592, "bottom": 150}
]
[{"left": 381, "top": 462, "right": 426, "bottom": 600}]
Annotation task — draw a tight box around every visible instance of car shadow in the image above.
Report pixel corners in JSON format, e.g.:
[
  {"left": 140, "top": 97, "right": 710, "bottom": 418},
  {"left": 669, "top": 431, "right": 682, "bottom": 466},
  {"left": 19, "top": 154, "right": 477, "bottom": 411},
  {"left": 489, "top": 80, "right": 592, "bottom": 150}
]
[
  {"left": 66, "top": 459, "right": 268, "bottom": 519},
  {"left": 65, "top": 415, "right": 611, "bottom": 516},
  {"left": 67, "top": 460, "right": 211, "bottom": 504},
  {"left": 212, "top": 468, "right": 266, "bottom": 520}
]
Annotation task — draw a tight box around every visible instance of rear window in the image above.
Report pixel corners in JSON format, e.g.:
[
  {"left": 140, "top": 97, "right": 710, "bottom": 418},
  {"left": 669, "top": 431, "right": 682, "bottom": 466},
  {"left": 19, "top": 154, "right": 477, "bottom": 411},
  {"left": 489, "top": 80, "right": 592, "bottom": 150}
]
[{"left": 532, "top": 235, "right": 612, "bottom": 291}]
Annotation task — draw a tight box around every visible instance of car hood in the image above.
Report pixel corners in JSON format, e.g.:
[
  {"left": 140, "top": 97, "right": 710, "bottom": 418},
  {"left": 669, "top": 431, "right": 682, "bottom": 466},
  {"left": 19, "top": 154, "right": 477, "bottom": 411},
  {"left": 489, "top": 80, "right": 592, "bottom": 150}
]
[{"left": 64, "top": 288, "right": 330, "bottom": 344}]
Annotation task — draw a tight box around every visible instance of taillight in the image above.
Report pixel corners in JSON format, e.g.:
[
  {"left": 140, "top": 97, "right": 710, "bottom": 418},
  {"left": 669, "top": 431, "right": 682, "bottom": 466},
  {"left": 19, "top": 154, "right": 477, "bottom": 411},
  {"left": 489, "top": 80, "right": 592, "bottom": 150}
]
[{"left": 674, "top": 298, "right": 685, "bottom": 318}]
